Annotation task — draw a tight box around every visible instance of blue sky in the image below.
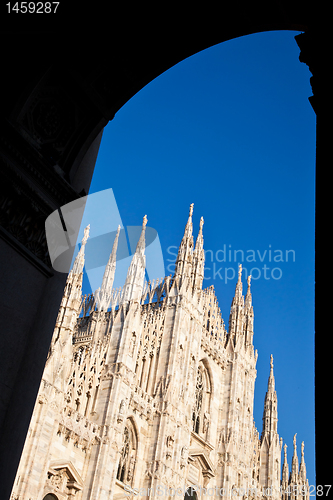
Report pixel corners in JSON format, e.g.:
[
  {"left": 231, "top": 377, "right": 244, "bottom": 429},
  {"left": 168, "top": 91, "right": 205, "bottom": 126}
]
[{"left": 78, "top": 30, "right": 315, "bottom": 486}]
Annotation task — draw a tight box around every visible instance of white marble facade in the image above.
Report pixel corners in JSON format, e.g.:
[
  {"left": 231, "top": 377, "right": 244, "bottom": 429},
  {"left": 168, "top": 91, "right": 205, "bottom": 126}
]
[{"left": 11, "top": 206, "right": 309, "bottom": 500}]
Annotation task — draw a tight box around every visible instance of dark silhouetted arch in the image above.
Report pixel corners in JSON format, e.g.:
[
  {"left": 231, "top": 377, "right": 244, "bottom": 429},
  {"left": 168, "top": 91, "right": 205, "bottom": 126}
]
[{"left": 0, "top": 5, "right": 327, "bottom": 499}]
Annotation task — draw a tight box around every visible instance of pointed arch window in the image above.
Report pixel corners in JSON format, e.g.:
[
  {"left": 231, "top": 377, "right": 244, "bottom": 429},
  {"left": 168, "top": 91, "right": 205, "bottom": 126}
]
[
  {"left": 192, "top": 361, "right": 212, "bottom": 437},
  {"left": 192, "top": 367, "right": 203, "bottom": 433},
  {"left": 116, "top": 420, "right": 137, "bottom": 485}
]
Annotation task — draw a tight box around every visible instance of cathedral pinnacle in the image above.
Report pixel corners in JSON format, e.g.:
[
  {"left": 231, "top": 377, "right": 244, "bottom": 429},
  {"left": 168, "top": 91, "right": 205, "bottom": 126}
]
[
  {"left": 199, "top": 215, "right": 204, "bottom": 230},
  {"left": 291, "top": 433, "right": 299, "bottom": 482},
  {"left": 245, "top": 275, "right": 252, "bottom": 308},
  {"left": 121, "top": 215, "right": 147, "bottom": 304},
  {"left": 136, "top": 215, "right": 148, "bottom": 254},
  {"left": 183, "top": 203, "right": 193, "bottom": 233},
  {"left": 235, "top": 263, "right": 243, "bottom": 300},
  {"left": 174, "top": 204, "right": 194, "bottom": 284},
  {"left": 232, "top": 264, "right": 243, "bottom": 303},
  {"left": 95, "top": 225, "right": 120, "bottom": 311},
  {"left": 71, "top": 224, "right": 90, "bottom": 275},
  {"left": 243, "top": 274, "right": 254, "bottom": 346},
  {"left": 238, "top": 263, "right": 242, "bottom": 279},
  {"left": 299, "top": 441, "right": 307, "bottom": 481},
  {"left": 261, "top": 354, "right": 278, "bottom": 446},
  {"left": 228, "top": 263, "right": 245, "bottom": 338},
  {"left": 191, "top": 215, "right": 205, "bottom": 291},
  {"left": 268, "top": 354, "right": 275, "bottom": 392},
  {"left": 282, "top": 443, "right": 289, "bottom": 485},
  {"left": 195, "top": 216, "right": 204, "bottom": 244},
  {"left": 82, "top": 224, "right": 90, "bottom": 245},
  {"left": 184, "top": 203, "right": 194, "bottom": 239}
]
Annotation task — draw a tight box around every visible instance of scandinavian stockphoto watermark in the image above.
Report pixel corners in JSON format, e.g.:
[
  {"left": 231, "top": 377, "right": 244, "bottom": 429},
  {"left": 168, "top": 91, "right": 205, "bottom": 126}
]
[
  {"left": 44, "top": 187, "right": 295, "bottom": 288},
  {"left": 124, "top": 484, "right": 261, "bottom": 498},
  {"left": 44, "top": 188, "right": 165, "bottom": 293},
  {"left": 166, "top": 244, "right": 296, "bottom": 283},
  {"left": 124, "top": 484, "right": 331, "bottom": 497}
]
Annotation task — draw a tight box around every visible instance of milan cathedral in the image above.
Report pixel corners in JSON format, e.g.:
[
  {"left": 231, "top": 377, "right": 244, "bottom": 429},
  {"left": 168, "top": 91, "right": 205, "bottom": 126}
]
[{"left": 11, "top": 205, "right": 309, "bottom": 500}]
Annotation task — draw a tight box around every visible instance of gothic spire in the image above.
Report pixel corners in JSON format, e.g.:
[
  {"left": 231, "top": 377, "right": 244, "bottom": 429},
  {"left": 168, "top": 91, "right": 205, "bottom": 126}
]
[
  {"left": 135, "top": 214, "right": 148, "bottom": 254},
  {"left": 174, "top": 204, "right": 194, "bottom": 286},
  {"left": 228, "top": 264, "right": 244, "bottom": 338},
  {"left": 244, "top": 275, "right": 254, "bottom": 346},
  {"left": 290, "top": 433, "right": 299, "bottom": 483},
  {"left": 245, "top": 275, "right": 252, "bottom": 309},
  {"left": 121, "top": 215, "right": 147, "bottom": 304},
  {"left": 235, "top": 263, "right": 243, "bottom": 301},
  {"left": 191, "top": 216, "right": 205, "bottom": 291},
  {"left": 268, "top": 354, "right": 275, "bottom": 392},
  {"left": 195, "top": 216, "right": 204, "bottom": 247},
  {"left": 282, "top": 443, "right": 289, "bottom": 485},
  {"left": 261, "top": 355, "right": 278, "bottom": 443},
  {"left": 95, "top": 225, "right": 120, "bottom": 311},
  {"left": 299, "top": 441, "right": 307, "bottom": 482},
  {"left": 71, "top": 224, "right": 90, "bottom": 276},
  {"left": 48, "top": 225, "right": 90, "bottom": 368},
  {"left": 184, "top": 203, "right": 194, "bottom": 239},
  {"left": 63, "top": 224, "right": 90, "bottom": 304}
]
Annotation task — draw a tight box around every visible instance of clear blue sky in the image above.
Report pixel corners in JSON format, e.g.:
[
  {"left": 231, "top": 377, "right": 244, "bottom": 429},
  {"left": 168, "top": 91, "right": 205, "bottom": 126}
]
[{"left": 79, "top": 30, "right": 316, "bottom": 486}]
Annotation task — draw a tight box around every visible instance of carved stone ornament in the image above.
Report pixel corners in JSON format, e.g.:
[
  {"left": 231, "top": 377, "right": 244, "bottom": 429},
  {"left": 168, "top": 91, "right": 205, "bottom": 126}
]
[{"left": 45, "top": 462, "right": 83, "bottom": 499}]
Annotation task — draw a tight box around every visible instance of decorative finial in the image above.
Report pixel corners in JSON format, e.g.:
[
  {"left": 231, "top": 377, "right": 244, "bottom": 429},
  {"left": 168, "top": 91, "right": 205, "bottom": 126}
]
[
  {"left": 284, "top": 443, "right": 287, "bottom": 457},
  {"left": 189, "top": 203, "right": 194, "bottom": 217},
  {"left": 301, "top": 441, "right": 304, "bottom": 457},
  {"left": 247, "top": 275, "right": 251, "bottom": 287},
  {"left": 293, "top": 433, "right": 297, "bottom": 449},
  {"left": 142, "top": 215, "right": 148, "bottom": 228},
  {"left": 200, "top": 216, "right": 204, "bottom": 229},
  {"left": 82, "top": 224, "right": 90, "bottom": 246},
  {"left": 270, "top": 354, "right": 274, "bottom": 369},
  {"left": 238, "top": 263, "right": 242, "bottom": 278}
]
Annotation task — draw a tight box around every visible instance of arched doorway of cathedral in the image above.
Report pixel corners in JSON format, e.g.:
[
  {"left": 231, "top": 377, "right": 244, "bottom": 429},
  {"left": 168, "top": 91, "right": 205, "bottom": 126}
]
[{"left": 43, "top": 494, "right": 59, "bottom": 500}]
